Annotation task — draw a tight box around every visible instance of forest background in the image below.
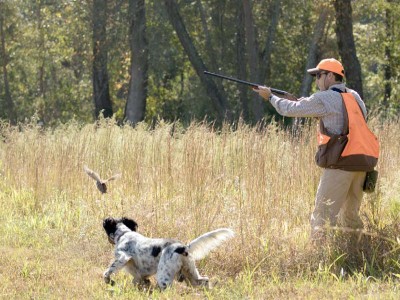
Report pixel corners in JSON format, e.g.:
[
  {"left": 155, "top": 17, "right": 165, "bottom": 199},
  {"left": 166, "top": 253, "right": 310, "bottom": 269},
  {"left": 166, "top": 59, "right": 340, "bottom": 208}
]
[{"left": 0, "top": 0, "right": 399, "bottom": 126}]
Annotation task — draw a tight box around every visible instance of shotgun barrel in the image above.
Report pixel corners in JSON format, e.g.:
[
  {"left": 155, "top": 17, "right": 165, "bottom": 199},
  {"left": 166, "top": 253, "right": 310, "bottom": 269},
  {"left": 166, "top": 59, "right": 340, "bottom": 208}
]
[{"left": 204, "top": 71, "right": 287, "bottom": 96}]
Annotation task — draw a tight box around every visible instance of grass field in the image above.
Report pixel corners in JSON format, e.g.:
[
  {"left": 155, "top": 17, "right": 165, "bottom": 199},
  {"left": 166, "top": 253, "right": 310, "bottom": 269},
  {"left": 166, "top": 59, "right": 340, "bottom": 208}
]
[{"left": 1, "top": 118, "right": 400, "bottom": 299}]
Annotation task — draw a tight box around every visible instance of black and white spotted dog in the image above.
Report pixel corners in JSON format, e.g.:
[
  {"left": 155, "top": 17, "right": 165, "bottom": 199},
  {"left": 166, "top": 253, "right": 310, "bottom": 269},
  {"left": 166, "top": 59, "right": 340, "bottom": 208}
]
[{"left": 102, "top": 217, "right": 234, "bottom": 290}]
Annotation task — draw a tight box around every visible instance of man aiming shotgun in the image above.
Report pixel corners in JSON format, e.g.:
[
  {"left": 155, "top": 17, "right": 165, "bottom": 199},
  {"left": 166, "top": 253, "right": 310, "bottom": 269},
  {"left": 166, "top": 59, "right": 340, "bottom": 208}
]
[
  {"left": 252, "top": 58, "right": 379, "bottom": 242},
  {"left": 206, "top": 59, "right": 379, "bottom": 242}
]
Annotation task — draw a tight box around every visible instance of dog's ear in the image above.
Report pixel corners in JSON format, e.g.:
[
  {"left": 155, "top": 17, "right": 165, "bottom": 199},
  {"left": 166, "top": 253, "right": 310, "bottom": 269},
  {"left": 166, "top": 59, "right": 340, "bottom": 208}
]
[
  {"left": 121, "top": 217, "right": 138, "bottom": 232},
  {"left": 103, "top": 217, "right": 117, "bottom": 236}
]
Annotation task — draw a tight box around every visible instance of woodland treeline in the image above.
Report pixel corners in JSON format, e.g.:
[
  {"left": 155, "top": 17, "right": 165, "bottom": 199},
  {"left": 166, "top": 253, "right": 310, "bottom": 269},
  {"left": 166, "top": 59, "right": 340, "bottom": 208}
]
[{"left": 0, "top": 0, "right": 399, "bottom": 126}]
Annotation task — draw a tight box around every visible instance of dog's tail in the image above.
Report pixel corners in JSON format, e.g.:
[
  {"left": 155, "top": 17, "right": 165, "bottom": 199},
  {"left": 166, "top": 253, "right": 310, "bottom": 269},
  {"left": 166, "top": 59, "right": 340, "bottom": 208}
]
[{"left": 188, "top": 228, "right": 234, "bottom": 260}]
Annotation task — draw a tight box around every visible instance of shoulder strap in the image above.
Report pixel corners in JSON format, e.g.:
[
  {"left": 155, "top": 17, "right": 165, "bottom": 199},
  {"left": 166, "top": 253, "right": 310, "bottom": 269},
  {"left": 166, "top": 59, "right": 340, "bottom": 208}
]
[
  {"left": 319, "top": 88, "right": 349, "bottom": 135},
  {"left": 331, "top": 87, "right": 343, "bottom": 93},
  {"left": 331, "top": 88, "right": 349, "bottom": 134},
  {"left": 332, "top": 87, "right": 366, "bottom": 120}
]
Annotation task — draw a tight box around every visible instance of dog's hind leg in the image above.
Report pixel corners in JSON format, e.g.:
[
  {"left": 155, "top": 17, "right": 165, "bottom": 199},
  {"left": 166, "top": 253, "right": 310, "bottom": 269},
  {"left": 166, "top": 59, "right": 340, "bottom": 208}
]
[
  {"left": 156, "top": 244, "right": 185, "bottom": 290},
  {"left": 180, "top": 256, "right": 209, "bottom": 288},
  {"left": 103, "top": 252, "right": 131, "bottom": 285}
]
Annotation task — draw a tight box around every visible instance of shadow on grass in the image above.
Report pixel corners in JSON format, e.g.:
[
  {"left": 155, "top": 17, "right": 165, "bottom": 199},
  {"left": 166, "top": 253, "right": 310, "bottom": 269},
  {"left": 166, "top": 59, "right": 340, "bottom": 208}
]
[{"left": 312, "top": 221, "right": 400, "bottom": 279}]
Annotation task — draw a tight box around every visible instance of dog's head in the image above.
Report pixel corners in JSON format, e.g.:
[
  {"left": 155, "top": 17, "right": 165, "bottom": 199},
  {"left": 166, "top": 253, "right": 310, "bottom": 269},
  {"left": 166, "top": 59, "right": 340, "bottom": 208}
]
[{"left": 103, "top": 217, "right": 138, "bottom": 244}]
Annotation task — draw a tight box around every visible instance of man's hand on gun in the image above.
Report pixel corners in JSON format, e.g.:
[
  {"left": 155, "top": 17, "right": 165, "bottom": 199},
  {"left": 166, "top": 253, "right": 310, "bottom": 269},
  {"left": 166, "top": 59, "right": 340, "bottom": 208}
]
[
  {"left": 253, "top": 86, "right": 271, "bottom": 100},
  {"left": 253, "top": 86, "right": 298, "bottom": 101}
]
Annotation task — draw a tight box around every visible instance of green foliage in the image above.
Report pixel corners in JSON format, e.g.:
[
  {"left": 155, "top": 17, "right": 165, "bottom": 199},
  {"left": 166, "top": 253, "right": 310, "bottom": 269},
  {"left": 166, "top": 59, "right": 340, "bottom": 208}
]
[
  {"left": 353, "top": 0, "right": 400, "bottom": 112},
  {"left": 0, "top": 0, "right": 399, "bottom": 125},
  {"left": 0, "top": 0, "right": 92, "bottom": 125}
]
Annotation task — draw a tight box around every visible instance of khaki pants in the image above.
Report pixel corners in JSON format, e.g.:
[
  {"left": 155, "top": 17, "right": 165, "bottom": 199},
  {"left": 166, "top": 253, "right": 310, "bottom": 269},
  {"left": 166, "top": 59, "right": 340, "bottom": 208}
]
[{"left": 311, "top": 169, "right": 366, "bottom": 238}]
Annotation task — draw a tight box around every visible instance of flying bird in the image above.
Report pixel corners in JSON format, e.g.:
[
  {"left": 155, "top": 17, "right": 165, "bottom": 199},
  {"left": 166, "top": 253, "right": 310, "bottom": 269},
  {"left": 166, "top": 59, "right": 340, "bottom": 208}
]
[{"left": 83, "top": 165, "right": 121, "bottom": 194}]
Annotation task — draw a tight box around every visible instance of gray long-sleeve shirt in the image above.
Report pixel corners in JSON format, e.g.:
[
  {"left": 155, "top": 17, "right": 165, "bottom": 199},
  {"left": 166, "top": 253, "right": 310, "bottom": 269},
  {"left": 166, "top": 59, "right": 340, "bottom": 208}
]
[{"left": 269, "top": 83, "right": 367, "bottom": 135}]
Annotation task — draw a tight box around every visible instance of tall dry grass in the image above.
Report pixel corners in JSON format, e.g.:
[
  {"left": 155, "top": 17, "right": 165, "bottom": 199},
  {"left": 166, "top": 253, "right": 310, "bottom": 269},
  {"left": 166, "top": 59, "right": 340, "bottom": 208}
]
[{"left": 0, "top": 117, "right": 399, "bottom": 299}]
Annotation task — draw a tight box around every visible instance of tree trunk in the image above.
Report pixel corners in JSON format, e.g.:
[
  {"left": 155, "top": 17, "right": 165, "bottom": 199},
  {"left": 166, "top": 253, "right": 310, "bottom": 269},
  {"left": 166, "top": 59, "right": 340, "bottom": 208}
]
[
  {"left": 300, "top": 7, "right": 330, "bottom": 97},
  {"left": 125, "top": 0, "right": 148, "bottom": 126},
  {"left": 0, "top": 3, "right": 16, "bottom": 124},
  {"left": 92, "top": 0, "right": 113, "bottom": 119},
  {"left": 243, "top": 0, "right": 281, "bottom": 122},
  {"left": 242, "top": 0, "right": 263, "bottom": 121},
  {"left": 196, "top": 0, "right": 229, "bottom": 113},
  {"left": 37, "top": 3, "right": 46, "bottom": 100},
  {"left": 333, "top": 0, "right": 363, "bottom": 98},
  {"left": 293, "top": 6, "right": 330, "bottom": 131},
  {"left": 164, "top": 0, "right": 232, "bottom": 122},
  {"left": 196, "top": 0, "right": 213, "bottom": 64},
  {"left": 383, "top": 0, "right": 393, "bottom": 108},
  {"left": 259, "top": 0, "right": 280, "bottom": 84},
  {"left": 235, "top": 0, "right": 249, "bottom": 121}
]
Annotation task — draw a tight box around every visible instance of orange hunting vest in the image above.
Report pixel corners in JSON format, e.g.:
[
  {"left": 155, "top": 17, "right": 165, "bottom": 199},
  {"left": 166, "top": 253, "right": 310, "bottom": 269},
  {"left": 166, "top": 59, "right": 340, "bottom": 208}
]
[{"left": 315, "top": 91, "right": 379, "bottom": 171}]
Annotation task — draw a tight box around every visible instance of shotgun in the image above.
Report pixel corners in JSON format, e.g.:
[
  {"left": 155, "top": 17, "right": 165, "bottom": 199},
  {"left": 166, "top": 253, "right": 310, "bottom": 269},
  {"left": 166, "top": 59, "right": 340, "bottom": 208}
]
[{"left": 204, "top": 70, "right": 288, "bottom": 96}]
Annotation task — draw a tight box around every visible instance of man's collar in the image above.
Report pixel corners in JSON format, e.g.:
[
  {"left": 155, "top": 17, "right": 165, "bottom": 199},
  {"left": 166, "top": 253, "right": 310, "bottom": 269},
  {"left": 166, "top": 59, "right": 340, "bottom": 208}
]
[{"left": 329, "top": 83, "right": 346, "bottom": 92}]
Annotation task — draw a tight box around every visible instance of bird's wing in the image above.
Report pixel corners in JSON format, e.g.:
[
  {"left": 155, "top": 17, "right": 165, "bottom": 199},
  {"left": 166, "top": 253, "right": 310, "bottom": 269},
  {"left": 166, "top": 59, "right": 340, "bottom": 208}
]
[
  {"left": 104, "top": 173, "right": 122, "bottom": 182},
  {"left": 83, "top": 165, "right": 102, "bottom": 182}
]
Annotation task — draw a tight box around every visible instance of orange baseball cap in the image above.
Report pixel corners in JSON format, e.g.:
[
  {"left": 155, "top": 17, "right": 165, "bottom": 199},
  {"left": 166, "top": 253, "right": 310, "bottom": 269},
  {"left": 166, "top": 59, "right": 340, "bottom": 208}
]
[{"left": 307, "top": 58, "right": 345, "bottom": 77}]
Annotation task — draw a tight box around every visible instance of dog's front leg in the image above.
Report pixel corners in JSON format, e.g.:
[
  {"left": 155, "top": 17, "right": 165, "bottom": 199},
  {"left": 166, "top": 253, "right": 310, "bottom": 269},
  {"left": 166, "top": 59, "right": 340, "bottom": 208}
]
[
  {"left": 104, "top": 252, "right": 131, "bottom": 285},
  {"left": 123, "top": 260, "right": 150, "bottom": 287}
]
